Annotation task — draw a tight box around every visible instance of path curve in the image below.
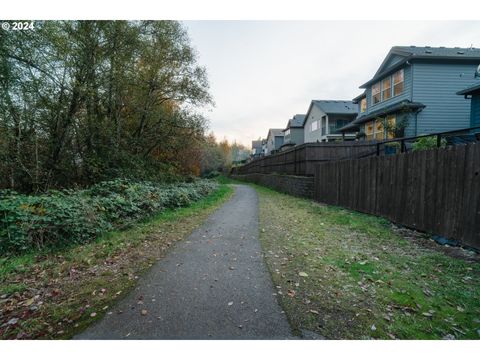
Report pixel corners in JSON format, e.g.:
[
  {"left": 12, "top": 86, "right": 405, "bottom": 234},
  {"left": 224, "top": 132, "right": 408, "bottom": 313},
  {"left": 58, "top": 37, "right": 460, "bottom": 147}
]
[{"left": 76, "top": 184, "right": 292, "bottom": 339}]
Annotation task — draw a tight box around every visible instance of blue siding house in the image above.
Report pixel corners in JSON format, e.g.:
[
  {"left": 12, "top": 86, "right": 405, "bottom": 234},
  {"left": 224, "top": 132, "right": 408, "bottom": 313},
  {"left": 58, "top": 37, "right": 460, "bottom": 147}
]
[
  {"left": 457, "top": 78, "right": 480, "bottom": 129},
  {"left": 339, "top": 46, "right": 480, "bottom": 140}
]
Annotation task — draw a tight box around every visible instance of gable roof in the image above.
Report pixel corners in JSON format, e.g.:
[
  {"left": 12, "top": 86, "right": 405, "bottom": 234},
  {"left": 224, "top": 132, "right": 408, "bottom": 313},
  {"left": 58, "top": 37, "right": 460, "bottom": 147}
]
[
  {"left": 352, "top": 92, "right": 366, "bottom": 103},
  {"left": 290, "top": 114, "right": 306, "bottom": 127},
  {"left": 312, "top": 100, "right": 358, "bottom": 115},
  {"left": 284, "top": 114, "right": 306, "bottom": 130},
  {"left": 361, "top": 46, "right": 480, "bottom": 88},
  {"left": 251, "top": 140, "right": 263, "bottom": 149},
  {"left": 267, "top": 128, "right": 284, "bottom": 139}
]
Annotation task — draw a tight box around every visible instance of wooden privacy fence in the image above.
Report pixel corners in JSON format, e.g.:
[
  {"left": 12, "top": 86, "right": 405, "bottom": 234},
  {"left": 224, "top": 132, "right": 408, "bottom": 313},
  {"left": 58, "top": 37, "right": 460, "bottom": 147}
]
[
  {"left": 233, "top": 142, "right": 378, "bottom": 176},
  {"left": 314, "top": 142, "right": 480, "bottom": 249}
]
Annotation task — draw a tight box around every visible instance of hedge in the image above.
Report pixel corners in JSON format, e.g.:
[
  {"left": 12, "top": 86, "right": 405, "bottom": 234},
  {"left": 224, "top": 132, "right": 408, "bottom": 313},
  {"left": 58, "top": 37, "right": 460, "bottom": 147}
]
[{"left": 0, "top": 179, "right": 218, "bottom": 255}]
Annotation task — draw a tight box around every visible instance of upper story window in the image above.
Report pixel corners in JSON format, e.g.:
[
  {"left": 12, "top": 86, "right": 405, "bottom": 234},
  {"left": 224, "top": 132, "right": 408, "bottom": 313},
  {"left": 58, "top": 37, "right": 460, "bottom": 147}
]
[
  {"left": 284, "top": 129, "right": 290, "bottom": 136},
  {"left": 372, "top": 83, "right": 381, "bottom": 104},
  {"left": 310, "top": 120, "right": 318, "bottom": 132},
  {"left": 371, "top": 68, "right": 405, "bottom": 105},
  {"left": 360, "top": 98, "right": 367, "bottom": 113},
  {"left": 382, "top": 77, "right": 392, "bottom": 101},
  {"left": 393, "top": 69, "right": 404, "bottom": 96}
]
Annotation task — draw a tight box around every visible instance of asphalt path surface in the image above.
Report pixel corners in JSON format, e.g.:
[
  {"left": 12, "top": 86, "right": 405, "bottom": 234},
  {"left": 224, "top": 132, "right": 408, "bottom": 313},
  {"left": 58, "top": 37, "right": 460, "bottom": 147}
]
[{"left": 76, "top": 185, "right": 293, "bottom": 339}]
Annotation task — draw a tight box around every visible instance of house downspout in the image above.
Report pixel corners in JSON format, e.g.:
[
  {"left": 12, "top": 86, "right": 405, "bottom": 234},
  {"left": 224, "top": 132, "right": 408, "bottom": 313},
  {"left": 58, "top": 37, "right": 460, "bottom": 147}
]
[{"left": 408, "top": 61, "right": 416, "bottom": 135}]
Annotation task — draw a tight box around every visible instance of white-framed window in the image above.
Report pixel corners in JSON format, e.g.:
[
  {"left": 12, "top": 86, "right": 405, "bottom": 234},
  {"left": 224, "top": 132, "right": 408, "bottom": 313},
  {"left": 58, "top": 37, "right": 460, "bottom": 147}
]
[
  {"left": 372, "top": 68, "right": 405, "bottom": 105},
  {"left": 365, "top": 121, "right": 374, "bottom": 140},
  {"left": 393, "top": 69, "right": 404, "bottom": 97},
  {"left": 360, "top": 98, "right": 367, "bottom": 113},
  {"left": 382, "top": 77, "right": 392, "bottom": 101},
  {"left": 386, "top": 115, "right": 396, "bottom": 139},
  {"left": 372, "top": 82, "right": 381, "bottom": 104},
  {"left": 374, "top": 119, "right": 384, "bottom": 140},
  {"left": 310, "top": 120, "right": 318, "bottom": 132}
]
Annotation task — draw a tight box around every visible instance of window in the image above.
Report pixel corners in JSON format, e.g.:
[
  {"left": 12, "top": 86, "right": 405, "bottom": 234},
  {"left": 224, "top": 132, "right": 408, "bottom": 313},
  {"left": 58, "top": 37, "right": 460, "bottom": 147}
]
[
  {"left": 374, "top": 120, "right": 384, "bottom": 140},
  {"left": 321, "top": 116, "right": 327, "bottom": 135},
  {"left": 284, "top": 129, "right": 290, "bottom": 136},
  {"left": 386, "top": 115, "right": 396, "bottom": 139},
  {"left": 332, "top": 119, "right": 350, "bottom": 134},
  {"left": 372, "top": 82, "right": 381, "bottom": 104},
  {"left": 360, "top": 98, "right": 367, "bottom": 113},
  {"left": 371, "top": 69, "right": 404, "bottom": 105},
  {"left": 365, "top": 121, "right": 374, "bottom": 141},
  {"left": 393, "top": 69, "right": 404, "bottom": 96},
  {"left": 310, "top": 120, "right": 318, "bottom": 132},
  {"left": 382, "top": 77, "right": 392, "bottom": 101}
]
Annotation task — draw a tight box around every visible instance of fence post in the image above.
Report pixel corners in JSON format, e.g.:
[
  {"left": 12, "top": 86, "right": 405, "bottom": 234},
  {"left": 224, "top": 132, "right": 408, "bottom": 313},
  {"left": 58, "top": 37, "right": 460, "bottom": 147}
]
[
  {"left": 401, "top": 140, "right": 405, "bottom": 153},
  {"left": 376, "top": 143, "right": 380, "bottom": 156},
  {"left": 437, "top": 134, "right": 441, "bottom": 148}
]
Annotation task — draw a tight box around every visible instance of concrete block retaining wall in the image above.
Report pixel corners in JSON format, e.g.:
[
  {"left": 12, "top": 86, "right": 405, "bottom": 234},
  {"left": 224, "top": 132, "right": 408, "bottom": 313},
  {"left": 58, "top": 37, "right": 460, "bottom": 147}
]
[{"left": 231, "top": 173, "right": 314, "bottom": 199}]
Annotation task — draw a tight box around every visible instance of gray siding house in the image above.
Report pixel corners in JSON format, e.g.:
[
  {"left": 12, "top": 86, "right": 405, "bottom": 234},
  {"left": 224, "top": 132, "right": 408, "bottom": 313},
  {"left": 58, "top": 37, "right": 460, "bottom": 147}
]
[
  {"left": 265, "top": 129, "right": 284, "bottom": 155},
  {"left": 339, "top": 46, "right": 480, "bottom": 140},
  {"left": 251, "top": 140, "right": 264, "bottom": 158},
  {"left": 282, "top": 114, "right": 306, "bottom": 147},
  {"left": 303, "top": 100, "right": 358, "bottom": 143}
]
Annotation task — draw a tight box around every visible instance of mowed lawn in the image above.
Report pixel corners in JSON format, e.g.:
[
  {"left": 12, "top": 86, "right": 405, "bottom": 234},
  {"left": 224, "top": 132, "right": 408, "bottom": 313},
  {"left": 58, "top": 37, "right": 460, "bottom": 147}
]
[{"left": 256, "top": 185, "right": 480, "bottom": 339}]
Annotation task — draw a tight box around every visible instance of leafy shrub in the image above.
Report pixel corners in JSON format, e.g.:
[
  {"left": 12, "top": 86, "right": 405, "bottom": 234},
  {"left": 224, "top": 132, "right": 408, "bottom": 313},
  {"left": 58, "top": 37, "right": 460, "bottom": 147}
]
[
  {"left": 412, "top": 136, "right": 447, "bottom": 152},
  {"left": 0, "top": 179, "right": 218, "bottom": 255},
  {"left": 204, "top": 170, "right": 220, "bottom": 179}
]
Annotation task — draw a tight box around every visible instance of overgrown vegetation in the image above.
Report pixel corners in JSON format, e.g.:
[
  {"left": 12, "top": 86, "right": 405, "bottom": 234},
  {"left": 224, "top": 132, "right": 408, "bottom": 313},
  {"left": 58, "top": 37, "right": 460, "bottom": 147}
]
[
  {"left": 412, "top": 135, "right": 447, "bottom": 151},
  {"left": 0, "top": 182, "right": 233, "bottom": 339},
  {"left": 0, "top": 179, "right": 218, "bottom": 255},
  {"left": 0, "top": 20, "right": 216, "bottom": 192},
  {"left": 253, "top": 184, "right": 480, "bottom": 339}
]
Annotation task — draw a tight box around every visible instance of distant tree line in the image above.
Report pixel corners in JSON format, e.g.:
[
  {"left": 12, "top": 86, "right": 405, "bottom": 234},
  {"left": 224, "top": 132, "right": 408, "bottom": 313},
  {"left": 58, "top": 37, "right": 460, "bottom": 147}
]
[
  {"left": 200, "top": 133, "right": 250, "bottom": 175},
  {"left": 0, "top": 20, "right": 216, "bottom": 193}
]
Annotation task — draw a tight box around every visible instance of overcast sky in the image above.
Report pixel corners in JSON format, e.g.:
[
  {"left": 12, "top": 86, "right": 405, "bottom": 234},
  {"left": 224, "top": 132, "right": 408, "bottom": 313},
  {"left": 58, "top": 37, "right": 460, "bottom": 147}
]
[{"left": 183, "top": 21, "right": 480, "bottom": 147}]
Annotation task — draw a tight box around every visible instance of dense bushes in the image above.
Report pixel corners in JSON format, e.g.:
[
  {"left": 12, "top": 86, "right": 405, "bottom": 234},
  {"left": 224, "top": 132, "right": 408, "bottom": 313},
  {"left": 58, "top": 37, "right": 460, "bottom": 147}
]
[
  {"left": 0, "top": 179, "right": 218, "bottom": 255},
  {"left": 412, "top": 135, "right": 447, "bottom": 151}
]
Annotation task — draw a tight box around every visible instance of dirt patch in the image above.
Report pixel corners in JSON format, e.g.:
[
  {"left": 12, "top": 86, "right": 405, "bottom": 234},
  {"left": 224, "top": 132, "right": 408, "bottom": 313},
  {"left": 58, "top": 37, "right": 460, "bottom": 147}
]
[{"left": 391, "top": 225, "right": 480, "bottom": 263}]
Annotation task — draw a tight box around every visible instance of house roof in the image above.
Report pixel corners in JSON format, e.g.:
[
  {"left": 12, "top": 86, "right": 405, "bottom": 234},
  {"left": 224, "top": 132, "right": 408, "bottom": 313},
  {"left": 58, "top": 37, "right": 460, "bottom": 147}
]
[
  {"left": 337, "top": 100, "right": 426, "bottom": 132},
  {"left": 284, "top": 114, "right": 306, "bottom": 131},
  {"left": 267, "top": 128, "right": 284, "bottom": 139},
  {"left": 457, "top": 81, "right": 480, "bottom": 96},
  {"left": 308, "top": 100, "right": 358, "bottom": 116},
  {"left": 251, "top": 140, "right": 262, "bottom": 149},
  {"left": 290, "top": 114, "right": 306, "bottom": 127},
  {"left": 361, "top": 46, "right": 480, "bottom": 88},
  {"left": 352, "top": 92, "right": 366, "bottom": 103}
]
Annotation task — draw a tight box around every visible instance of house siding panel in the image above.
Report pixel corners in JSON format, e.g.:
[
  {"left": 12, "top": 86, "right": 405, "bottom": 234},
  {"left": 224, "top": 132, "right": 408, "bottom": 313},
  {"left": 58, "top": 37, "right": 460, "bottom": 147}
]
[
  {"left": 470, "top": 94, "right": 480, "bottom": 128},
  {"left": 412, "top": 62, "right": 477, "bottom": 134},
  {"left": 289, "top": 128, "right": 305, "bottom": 145},
  {"left": 304, "top": 105, "right": 326, "bottom": 143}
]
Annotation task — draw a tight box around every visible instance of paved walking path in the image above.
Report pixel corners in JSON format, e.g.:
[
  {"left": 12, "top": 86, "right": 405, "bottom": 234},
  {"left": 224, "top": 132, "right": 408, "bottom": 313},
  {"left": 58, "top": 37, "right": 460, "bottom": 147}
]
[{"left": 76, "top": 185, "right": 293, "bottom": 339}]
